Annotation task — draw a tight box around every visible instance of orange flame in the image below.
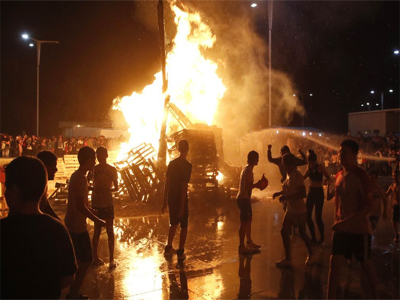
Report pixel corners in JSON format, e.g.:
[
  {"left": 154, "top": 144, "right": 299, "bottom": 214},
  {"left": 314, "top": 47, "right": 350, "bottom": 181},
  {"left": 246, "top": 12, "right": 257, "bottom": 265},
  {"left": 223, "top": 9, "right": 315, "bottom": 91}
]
[{"left": 113, "top": 2, "right": 226, "bottom": 159}]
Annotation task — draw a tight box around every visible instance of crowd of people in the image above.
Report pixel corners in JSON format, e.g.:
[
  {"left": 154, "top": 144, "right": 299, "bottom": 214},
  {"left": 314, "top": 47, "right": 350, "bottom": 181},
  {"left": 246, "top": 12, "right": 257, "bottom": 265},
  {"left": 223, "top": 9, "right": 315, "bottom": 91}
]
[
  {"left": 1, "top": 129, "right": 399, "bottom": 299},
  {"left": 0, "top": 132, "right": 127, "bottom": 158},
  {"left": 313, "top": 131, "right": 399, "bottom": 176},
  {"left": 238, "top": 139, "right": 399, "bottom": 299}
]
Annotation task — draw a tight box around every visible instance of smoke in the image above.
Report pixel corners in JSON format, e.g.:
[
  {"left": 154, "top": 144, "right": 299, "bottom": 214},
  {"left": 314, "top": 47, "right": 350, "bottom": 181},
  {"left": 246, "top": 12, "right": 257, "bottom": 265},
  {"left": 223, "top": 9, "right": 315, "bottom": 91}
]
[
  {"left": 111, "top": 1, "right": 304, "bottom": 155},
  {"left": 179, "top": 1, "right": 303, "bottom": 136}
]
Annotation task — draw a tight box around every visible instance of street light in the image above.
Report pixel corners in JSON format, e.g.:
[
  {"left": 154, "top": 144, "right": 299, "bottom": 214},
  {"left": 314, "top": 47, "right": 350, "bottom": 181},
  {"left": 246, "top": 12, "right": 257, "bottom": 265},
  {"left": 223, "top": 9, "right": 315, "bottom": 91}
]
[
  {"left": 370, "top": 89, "right": 394, "bottom": 110},
  {"left": 251, "top": 3, "right": 257, "bottom": 8},
  {"left": 394, "top": 50, "right": 399, "bottom": 55},
  {"left": 21, "top": 33, "right": 59, "bottom": 136},
  {"left": 293, "top": 92, "right": 313, "bottom": 127}
]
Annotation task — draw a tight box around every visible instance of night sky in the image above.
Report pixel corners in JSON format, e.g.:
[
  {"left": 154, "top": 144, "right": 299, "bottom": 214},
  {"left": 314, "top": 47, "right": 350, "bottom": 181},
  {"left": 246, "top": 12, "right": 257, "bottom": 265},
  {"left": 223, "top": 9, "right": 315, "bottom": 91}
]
[{"left": 1, "top": 1, "right": 399, "bottom": 136}]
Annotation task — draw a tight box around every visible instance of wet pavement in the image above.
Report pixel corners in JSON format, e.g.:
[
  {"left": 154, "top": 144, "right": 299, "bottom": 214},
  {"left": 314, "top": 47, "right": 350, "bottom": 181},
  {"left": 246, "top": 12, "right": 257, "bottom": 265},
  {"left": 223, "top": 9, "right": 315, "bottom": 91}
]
[
  {"left": 1, "top": 159, "right": 398, "bottom": 299},
  {"left": 49, "top": 181, "right": 400, "bottom": 300}
]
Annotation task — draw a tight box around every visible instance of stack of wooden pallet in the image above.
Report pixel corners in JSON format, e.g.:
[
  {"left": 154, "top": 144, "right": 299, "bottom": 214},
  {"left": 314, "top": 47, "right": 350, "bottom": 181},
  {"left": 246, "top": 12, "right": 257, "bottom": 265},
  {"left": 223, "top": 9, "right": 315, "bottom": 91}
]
[{"left": 114, "top": 143, "right": 162, "bottom": 203}]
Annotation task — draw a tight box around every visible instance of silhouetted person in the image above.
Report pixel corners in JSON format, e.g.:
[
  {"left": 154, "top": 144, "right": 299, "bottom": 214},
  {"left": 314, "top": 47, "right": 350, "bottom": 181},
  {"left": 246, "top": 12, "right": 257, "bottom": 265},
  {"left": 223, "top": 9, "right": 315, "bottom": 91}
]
[
  {"left": 368, "top": 170, "right": 387, "bottom": 231},
  {"left": 273, "top": 153, "right": 315, "bottom": 268},
  {"left": 37, "top": 150, "right": 60, "bottom": 220},
  {"left": 236, "top": 151, "right": 263, "bottom": 254},
  {"left": 327, "top": 139, "right": 379, "bottom": 299},
  {"left": 238, "top": 255, "right": 252, "bottom": 299},
  {"left": 386, "top": 170, "right": 400, "bottom": 243},
  {"left": 268, "top": 144, "right": 307, "bottom": 183},
  {"left": 91, "top": 146, "right": 119, "bottom": 268},
  {"left": 162, "top": 140, "right": 192, "bottom": 261},
  {"left": 65, "top": 146, "right": 106, "bottom": 299},
  {"left": 0, "top": 156, "right": 77, "bottom": 299},
  {"left": 303, "top": 149, "right": 331, "bottom": 244}
]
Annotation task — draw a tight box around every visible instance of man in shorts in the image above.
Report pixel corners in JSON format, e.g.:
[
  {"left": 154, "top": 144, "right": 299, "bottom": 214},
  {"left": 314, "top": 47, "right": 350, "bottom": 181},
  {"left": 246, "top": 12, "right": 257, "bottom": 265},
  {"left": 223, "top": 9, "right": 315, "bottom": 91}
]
[
  {"left": 37, "top": 150, "right": 61, "bottom": 220},
  {"left": 273, "top": 153, "right": 315, "bottom": 267},
  {"left": 236, "top": 151, "right": 263, "bottom": 254},
  {"left": 65, "top": 146, "right": 106, "bottom": 299},
  {"left": 91, "top": 146, "right": 119, "bottom": 268},
  {"left": 327, "top": 139, "right": 379, "bottom": 299},
  {"left": 386, "top": 170, "right": 399, "bottom": 242},
  {"left": 1, "top": 156, "right": 77, "bottom": 299},
  {"left": 162, "top": 140, "right": 192, "bottom": 261}
]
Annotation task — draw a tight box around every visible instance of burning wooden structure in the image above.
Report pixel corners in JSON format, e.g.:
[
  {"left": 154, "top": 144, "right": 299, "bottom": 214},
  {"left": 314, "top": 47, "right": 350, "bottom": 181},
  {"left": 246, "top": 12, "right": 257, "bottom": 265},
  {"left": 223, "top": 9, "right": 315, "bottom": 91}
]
[{"left": 114, "top": 143, "right": 162, "bottom": 203}]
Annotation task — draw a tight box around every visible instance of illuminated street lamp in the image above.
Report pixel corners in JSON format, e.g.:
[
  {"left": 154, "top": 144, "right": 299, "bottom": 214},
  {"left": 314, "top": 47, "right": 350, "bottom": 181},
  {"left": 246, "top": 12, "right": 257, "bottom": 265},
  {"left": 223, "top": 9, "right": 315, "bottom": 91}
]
[
  {"left": 370, "top": 89, "right": 394, "bottom": 110},
  {"left": 293, "top": 92, "right": 313, "bottom": 127},
  {"left": 394, "top": 50, "right": 399, "bottom": 55},
  {"left": 21, "top": 33, "right": 59, "bottom": 136},
  {"left": 252, "top": 2, "right": 273, "bottom": 126}
]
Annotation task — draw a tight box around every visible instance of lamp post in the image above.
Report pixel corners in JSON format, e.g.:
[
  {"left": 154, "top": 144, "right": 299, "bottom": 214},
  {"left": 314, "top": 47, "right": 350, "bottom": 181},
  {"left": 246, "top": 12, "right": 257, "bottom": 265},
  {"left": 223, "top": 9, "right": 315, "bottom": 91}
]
[
  {"left": 370, "top": 89, "right": 393, "bottom": 110},
  {"left": 293, "top": 93, "right": 313, "bottom": 127},
  {"left": 268, "top": 0, "right": 273, "bottom": 127},
  {"left": 22, "top": 34, "right": 59, "bottom": 136},
  {"left": 251, "top": 2, "right": 273, "bottom": 127}
]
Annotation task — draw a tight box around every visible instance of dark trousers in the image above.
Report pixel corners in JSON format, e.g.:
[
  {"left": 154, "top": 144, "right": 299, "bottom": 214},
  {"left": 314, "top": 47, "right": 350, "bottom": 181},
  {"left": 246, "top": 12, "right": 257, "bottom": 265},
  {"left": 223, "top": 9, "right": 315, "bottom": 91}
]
[{"left": 306, "top": 187, "right": 324, "bottom": 239}]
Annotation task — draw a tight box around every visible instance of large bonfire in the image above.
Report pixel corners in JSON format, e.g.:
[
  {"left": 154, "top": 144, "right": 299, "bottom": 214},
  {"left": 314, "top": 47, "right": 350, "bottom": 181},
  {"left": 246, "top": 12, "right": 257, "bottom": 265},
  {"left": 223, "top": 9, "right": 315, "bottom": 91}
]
[{"left": 113, "top": 2, "right": 226, "bottom": 159}]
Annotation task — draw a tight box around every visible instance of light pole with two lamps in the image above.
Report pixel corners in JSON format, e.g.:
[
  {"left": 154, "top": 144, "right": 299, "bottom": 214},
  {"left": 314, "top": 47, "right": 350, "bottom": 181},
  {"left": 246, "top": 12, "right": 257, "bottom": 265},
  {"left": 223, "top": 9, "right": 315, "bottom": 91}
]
[
  {"left": 293, "top": 93, "right": 313, "bottom": 127},
  {"left": 370, "top": 89, "right": 393, "bottom": 110},
  {"left": 22, "top": 34, "right": 59, "bottom": 137}
]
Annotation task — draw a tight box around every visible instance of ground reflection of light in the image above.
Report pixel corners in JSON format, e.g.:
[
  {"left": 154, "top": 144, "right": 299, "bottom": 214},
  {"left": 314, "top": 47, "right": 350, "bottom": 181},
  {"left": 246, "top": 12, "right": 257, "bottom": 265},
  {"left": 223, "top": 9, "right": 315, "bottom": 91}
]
[
  {"left": 123, "top": 246, "right": 163, "bottom": 299},
  {"left": 194, "top": 269, "right": 223, "bottom": 299},
  {"left": 217, "top": 221, "right": 224, "bottom": 231}
]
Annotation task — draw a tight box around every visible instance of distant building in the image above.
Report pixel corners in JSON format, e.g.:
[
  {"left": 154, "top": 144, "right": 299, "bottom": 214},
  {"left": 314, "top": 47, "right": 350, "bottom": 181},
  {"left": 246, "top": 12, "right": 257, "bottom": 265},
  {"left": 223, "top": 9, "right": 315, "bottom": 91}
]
[
  {"left": 348, "top": 108, "right": 400, "bottom": 137},
  {"left": 59, "top": 122, "right": 128, "bottom": 138}
]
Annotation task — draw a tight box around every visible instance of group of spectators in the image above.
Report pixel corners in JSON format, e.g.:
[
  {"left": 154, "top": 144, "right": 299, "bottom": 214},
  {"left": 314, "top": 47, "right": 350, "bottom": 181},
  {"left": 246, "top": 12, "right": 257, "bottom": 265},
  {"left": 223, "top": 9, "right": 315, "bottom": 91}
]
[
  {"left": 286, "top": 131, "right": 400, "bottom": 176},
  {"left": 0, "top": 132, "right": 127, "bottom": 158}
]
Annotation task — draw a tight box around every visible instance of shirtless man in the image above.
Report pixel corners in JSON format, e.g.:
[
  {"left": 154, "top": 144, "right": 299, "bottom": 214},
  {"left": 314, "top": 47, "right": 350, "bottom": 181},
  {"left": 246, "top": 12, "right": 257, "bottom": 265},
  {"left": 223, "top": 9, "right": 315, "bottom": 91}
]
[
  {"left": 327, "top": 139, "right": 379, "bottom": 299},
  {"left": 65, "top": 146, "right": 106, "bottom": 299},
  {"left": 273, "top": 153, "right": 315, "bottom": 267},
  {"left": 236, "top": 151, "right": 263, "bottom": 255},
  {"left": 91, "top": 146, "right": 119, "bottom": 268}
]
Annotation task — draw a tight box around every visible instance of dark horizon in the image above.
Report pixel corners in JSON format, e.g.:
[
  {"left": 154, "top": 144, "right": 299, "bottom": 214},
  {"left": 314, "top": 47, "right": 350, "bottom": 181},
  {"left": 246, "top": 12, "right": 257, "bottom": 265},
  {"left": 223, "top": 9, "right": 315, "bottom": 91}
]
[{"left": 1, "top": 1, "right": 399, "bottom": 137}]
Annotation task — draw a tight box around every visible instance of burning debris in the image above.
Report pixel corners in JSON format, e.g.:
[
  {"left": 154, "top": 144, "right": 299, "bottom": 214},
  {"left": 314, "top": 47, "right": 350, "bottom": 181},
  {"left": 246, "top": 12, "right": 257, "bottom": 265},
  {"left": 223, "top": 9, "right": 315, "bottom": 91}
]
[
  {"left": 113, "top": 125, "right": 240, "bottom": 202},
  {"left": 114, "top": 143, "right": 162, "bottom": 203}
]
